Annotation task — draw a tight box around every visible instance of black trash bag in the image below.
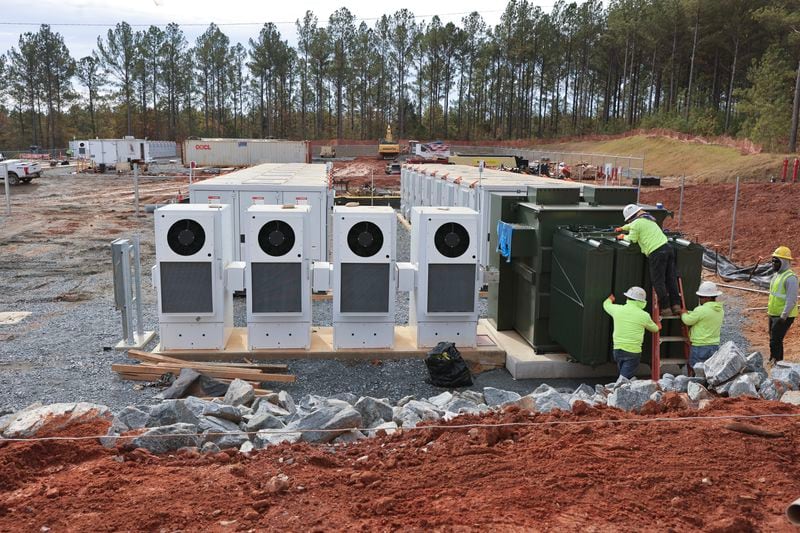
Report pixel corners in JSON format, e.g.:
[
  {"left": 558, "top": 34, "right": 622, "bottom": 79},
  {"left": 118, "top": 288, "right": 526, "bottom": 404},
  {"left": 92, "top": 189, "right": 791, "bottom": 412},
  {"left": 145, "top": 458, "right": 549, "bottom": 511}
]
[{"left": 424, "top": 342, "right": 473, "bottom": 388}]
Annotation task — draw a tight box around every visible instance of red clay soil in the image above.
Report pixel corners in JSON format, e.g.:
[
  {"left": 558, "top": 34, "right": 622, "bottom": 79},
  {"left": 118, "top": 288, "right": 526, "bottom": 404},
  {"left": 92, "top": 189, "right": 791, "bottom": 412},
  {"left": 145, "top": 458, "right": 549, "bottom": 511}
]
[
  {"left": 1, "top": 397, "right": 799, "bottom": 531},
  {"left": 640, "top": 182, "right": 800, "bottom": 264},
  {"left": 333, "top": 157, "right": 400, "bottom": 192}
]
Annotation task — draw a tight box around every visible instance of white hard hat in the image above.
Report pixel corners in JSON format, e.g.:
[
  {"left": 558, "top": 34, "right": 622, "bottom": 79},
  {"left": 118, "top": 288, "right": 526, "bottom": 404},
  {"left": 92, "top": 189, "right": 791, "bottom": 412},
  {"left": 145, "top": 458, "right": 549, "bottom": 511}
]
[
  {"left": 624, "top": 286, "right": 647, "bottom": 302},
  {"left": 623, "top": 204, "right": 642, "bottom": 222},
  {"left": 696, "top": 281, "right": 722, "bottom": 298}
]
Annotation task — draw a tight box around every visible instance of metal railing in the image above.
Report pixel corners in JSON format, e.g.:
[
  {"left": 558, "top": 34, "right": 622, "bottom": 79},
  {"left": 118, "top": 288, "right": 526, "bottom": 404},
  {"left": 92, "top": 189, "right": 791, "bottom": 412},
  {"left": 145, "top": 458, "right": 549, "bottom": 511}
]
[{"left": 111, "top": 237, "right": 155, "bottom": 349}]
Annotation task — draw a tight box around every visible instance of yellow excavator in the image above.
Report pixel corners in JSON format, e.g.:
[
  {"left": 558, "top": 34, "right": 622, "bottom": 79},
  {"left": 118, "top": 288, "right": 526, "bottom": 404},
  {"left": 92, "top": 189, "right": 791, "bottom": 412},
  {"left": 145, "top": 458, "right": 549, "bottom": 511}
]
[{"left": 378, "top": 125, "right": 400, "bottom": 159}]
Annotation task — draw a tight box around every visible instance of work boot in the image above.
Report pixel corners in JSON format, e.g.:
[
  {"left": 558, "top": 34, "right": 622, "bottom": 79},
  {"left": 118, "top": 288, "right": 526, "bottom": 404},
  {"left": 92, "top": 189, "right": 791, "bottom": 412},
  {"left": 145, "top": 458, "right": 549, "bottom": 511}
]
[
  {"left": 671, "top": 304, "right": 683, "bottom": 315},
  {"left": 660, "top": 307, "right": 673, "bottom": 318}
]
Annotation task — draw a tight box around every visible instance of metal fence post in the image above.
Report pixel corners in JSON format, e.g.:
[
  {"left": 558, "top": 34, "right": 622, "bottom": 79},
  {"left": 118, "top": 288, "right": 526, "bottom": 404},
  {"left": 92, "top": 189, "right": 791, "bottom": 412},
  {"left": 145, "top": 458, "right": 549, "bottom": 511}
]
[
  {"left": 728, "top": 176, "right": 741, "bottom": 259},
  {"left": 133, "top": 163, "right": 140, "bottom": 217},
  {"left": 2, "top": 164, "right": 9, "bottom": 216},
  {"left": 677, "top": 175, "right": 685, "bottom": 229}
]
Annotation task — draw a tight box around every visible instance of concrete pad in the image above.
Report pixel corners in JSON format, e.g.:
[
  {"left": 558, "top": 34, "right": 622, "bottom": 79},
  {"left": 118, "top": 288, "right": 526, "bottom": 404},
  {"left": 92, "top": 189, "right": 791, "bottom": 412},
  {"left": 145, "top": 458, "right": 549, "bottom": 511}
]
[{"left": 481, "top": 321, "right": 653, "bottom": 380}]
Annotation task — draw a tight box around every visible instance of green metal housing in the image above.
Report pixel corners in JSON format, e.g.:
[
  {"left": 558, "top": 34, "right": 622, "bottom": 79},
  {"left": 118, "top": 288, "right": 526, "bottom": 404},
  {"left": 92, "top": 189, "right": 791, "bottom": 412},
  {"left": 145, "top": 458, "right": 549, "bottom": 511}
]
[
  {"left": 548, "top": 229, "right": 614, "bottom": 366},
  {"left": 489, "top": 187, "right": 669, "bottom": 358},
  {"left": 582, "top": 184, "right": 639, "bottom": 206}
]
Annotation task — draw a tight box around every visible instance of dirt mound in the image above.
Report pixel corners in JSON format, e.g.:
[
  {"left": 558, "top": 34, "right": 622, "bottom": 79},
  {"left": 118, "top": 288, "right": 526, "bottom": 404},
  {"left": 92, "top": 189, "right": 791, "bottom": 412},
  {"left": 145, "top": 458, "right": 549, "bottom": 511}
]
[
  {"left": 1, "top": 399, "right": 798, "bottom": 530},
  {"left": 640, "top": 183, "right": 799, "bottom": 264}
]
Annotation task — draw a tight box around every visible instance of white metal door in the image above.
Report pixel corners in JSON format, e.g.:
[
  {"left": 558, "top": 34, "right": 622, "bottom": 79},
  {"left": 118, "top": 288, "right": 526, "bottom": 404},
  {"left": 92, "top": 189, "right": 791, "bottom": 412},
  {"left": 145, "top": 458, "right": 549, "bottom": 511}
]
[{"left": 281, "top": 191, "right": 323, "bottom": 261}]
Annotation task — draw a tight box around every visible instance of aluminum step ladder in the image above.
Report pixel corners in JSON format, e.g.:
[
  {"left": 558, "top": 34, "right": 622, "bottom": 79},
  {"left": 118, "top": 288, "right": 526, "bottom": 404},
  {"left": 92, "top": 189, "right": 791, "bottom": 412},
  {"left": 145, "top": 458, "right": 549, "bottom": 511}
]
[{"left": 650, "top": 278, "right": 692, "bottom": 381}]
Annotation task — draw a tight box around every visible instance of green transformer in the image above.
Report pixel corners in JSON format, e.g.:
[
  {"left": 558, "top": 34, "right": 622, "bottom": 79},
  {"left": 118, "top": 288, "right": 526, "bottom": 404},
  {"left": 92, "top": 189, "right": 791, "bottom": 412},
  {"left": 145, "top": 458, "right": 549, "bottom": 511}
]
[
  {"left": 487, "top": 184, "right": 705, "bottom": 367},
  {"left": 548, "top": 229, "right": 614, "bottom": 366}
]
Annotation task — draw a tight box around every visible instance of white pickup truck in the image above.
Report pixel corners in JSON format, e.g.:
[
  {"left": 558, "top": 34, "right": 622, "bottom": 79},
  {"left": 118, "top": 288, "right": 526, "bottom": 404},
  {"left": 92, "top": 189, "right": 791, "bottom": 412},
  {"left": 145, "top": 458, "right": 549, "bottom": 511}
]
[{"left": 0, "top": 153, "right": 42, "bottom": 185}]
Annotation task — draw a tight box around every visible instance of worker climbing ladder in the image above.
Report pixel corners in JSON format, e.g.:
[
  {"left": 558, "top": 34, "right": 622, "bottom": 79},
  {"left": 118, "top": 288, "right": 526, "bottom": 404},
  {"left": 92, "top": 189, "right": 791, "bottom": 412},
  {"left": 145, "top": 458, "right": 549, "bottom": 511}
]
[{"left": 650, "top": 278, "right": 692, "bottom": 380}]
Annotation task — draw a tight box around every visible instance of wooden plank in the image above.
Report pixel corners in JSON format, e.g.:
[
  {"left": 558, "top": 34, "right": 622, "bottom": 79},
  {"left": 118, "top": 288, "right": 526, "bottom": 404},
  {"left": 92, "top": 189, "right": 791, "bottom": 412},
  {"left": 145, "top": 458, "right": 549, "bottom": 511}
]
[
  {"left": 112, "top": 363, "right": 296, "bottom": 383},
  {"left": 127, "top": 349, "right": 288, "bottom": 372},
  {"left": 153, "top": 326, "right": 505, "bottom": 369},
  {"left": 128, "top": 350, "right": 289, "bottom": 372}
]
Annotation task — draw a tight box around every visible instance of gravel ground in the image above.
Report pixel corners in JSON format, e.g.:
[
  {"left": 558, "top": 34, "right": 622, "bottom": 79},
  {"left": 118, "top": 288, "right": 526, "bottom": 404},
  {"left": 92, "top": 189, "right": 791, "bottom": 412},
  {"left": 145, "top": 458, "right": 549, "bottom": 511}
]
[{"left": 0, "top": 175, "right": 753, "bottom": 411}]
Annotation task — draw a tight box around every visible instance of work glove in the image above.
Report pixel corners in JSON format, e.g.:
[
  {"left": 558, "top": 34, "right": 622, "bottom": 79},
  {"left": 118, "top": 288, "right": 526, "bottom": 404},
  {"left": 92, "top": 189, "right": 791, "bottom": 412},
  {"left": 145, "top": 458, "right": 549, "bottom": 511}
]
[
  {"left": 615, "top": 234, "right": 626, "bottom": 241},
  {"left": 608, "top": 294, "right": 616, "bottom": 303}
]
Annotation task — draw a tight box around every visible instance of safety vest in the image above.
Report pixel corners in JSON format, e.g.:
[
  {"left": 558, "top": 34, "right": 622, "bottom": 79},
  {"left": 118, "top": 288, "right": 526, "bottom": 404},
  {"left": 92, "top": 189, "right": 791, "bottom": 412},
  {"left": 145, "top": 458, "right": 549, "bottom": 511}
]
[{"left": 768, "top": 269, "right": 799, "bottom": 318}]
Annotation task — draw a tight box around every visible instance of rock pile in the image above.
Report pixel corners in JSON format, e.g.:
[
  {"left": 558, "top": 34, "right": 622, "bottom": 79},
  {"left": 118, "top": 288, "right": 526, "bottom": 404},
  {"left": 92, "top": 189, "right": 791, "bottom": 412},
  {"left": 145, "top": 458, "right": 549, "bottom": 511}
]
[{"left": 3, "top": 342, "right": 800, "bottom": 455}]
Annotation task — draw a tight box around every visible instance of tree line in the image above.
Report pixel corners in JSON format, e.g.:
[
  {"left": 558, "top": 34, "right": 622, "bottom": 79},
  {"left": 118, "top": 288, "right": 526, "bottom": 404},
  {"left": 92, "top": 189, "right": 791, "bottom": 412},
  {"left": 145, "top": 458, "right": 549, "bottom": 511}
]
[{"left": 0, "top": 0, "right": 799, "bottom": 153}]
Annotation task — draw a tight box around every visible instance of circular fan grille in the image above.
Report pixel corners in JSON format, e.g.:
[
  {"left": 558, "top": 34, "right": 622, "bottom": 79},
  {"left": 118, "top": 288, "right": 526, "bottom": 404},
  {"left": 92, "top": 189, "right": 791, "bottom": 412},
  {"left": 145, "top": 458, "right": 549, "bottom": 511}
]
[
  {"left": 258, "top": 220, "right": 296, "bottom": 257},
  {"left": 434, "top": 222, "right": 470, "bottom": 258},
  {"left": 167, "top": 219, "right": 206, "bottom": 256},
  {"left": 347, "top": 221, "right": 384, "bottom": 257}
]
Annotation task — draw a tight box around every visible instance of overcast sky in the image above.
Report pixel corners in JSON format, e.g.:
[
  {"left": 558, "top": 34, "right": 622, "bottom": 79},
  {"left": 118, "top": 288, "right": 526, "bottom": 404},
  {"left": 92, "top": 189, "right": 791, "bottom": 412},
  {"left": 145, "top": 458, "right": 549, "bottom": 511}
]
[{"left": 0, "top": 0, "right": 555, "bottom": 59}]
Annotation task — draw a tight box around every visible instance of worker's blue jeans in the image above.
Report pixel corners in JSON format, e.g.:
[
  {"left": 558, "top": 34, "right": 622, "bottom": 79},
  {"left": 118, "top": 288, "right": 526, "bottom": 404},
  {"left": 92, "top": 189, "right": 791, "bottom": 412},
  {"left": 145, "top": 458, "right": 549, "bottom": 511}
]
[
  {"left": 613, "top": 349, "right": 640, "bottom": 379},
  {"left": 689, "top": 345, "right": 719, "bottom": 368}
]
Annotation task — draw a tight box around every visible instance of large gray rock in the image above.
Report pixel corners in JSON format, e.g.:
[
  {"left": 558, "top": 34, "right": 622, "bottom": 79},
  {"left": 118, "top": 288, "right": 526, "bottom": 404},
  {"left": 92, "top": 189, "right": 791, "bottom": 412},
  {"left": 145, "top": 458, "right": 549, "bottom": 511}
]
[
  {"left": 728, "top": 376, "right": 759, "bottom": 398},
  {"left": 460, "top": 390, "right": 485, "bottom": 405},
  {"left": 771, "top": 367, "right": 800, "bottom": 390},
  {"left": 277, "top": 391, "right": 296, "bottom": 415},
  {"left": 704, "top": 341, "right": 746, "bottom": 386},
  {"left": 223, "top": 379, "right": 255, "bottom": 407},
  {"left": 608, "top": 387, "right": 650, "bottom": 412},
  {"left": 354, "top": 397, "right": 394, "bottom": 427},
  {"left": 245, "top": 412, "right": 285, "bottom": 433},
  {"left": 147, "top": 400, "right": 201, "bottom": 427},
  {"left": 613, "top": 376, "right": 631, "bottom": 389},
  {"left": 657, "top": 377, "right": 675, "bottom": 392},
  {"left": 198, "top": 415, "right": 249, "bottom": 449},
  {"left": 394, "top": 400, "right": 441, "bottom": 428},
  {"left": 759, "top": 380, "right": 780, "bottom": 401},
  {"left": 739, "top": 372, "right": 766, "bottom": 389},
  {"left": 427, "top": 392, "right": 453, "bottom": 409},
  {"left": 745, "top": 352, "right": 765, "bottom": 374},
  {"left": 533, "top": 383, "right": 558, "bottom": 395},
  {"left": 630, "top": 380, "right": 658, "bottom": 396},
  {"left": 692, "top": 362, "right": 706, "bottom": 379},
  {"left": 573, "top": 384, "right": 596, "bottom": 397},
  {"left": 714, "top": 380, "right": 735, "bottom": 396},
  {"left": 444, "top": 397, "right": 485, "bottom": 415},
  {"left": 649, "top": 391, "right": 664, "bottom": 403},
  {"left": 368, "top": 421, "right": 399, "bottom": 437},
  {"left": 673, "top": 375, "right": 691, "bottom": 393},
  {"left": 329, "top": 392, "right": 359, "bottom": 405},
  {"left": 183, "top": 397, "right": 214, "bottom": 416},
  {"left": 483, "top": 387, "right": 521, "bottom": 407},
  {"left": 111, "top": 406, "right": 149, "bottom": 432},
  {"left": 687, "top": 382, "right": 712, "bottom": 402},
  {"left": 286, "top": 406, "right": 362, "bottom": 443},
  {"left": 256, "top": 399, "right": 291, "bottom": 418},
  {"left": 202, "top": 402, "right": 242, "bottom": 423},
  {"left": 130, "top": 423, "right": 201, "bottom": 454},
  {"left": 533, "top": 390, "right": 571, "bottom": 413},
  {"left": 253, "top": 429, "right": 301, "bottom": 448},
  {"left": 2, "top": 402, "right": 110, "bottom": 438},
  {"left": 780, "top": 391, "right": 800, "bottom": 405},
  {"left": 332, "top": 430, "right": 367, "bottom": 444}
]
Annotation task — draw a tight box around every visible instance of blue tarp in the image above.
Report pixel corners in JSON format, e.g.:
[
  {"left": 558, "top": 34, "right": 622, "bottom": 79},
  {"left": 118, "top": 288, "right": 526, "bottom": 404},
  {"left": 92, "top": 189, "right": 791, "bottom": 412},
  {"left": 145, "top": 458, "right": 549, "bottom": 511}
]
[{"left": 497, "top": 221, "right": 513, "bottom": 262}]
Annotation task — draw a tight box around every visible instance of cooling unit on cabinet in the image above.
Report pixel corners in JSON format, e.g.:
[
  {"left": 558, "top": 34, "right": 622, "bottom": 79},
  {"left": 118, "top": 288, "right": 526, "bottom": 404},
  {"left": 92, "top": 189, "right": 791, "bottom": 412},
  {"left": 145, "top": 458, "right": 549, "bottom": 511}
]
[
  {"left": 410, "top": 207, "right": 480, "bottom": 347},
  {"left": 245, "top": 204, "right": 312, "bottom": 349},
  {"left": 152, "top": 204, "right": 243, "bottom": 350},
  {"left": 327, "top": 205, "right": 397, "bottom": 349}
]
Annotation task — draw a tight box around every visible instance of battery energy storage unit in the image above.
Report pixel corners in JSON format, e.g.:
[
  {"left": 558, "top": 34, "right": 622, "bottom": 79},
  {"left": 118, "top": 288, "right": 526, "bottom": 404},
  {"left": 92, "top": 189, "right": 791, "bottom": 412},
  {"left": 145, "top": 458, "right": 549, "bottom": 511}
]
[
  {"left": 331, "top": 205, "right": 397, "bottom": 349},
  {"left": 152, "top": 204, "right": 242, "bottom": 350},
  {"left": 245, "top": 204, "right": 312, "bottom": 349},
  {"left": 410, "top": 207, "right": 481, "bottom": 347}
]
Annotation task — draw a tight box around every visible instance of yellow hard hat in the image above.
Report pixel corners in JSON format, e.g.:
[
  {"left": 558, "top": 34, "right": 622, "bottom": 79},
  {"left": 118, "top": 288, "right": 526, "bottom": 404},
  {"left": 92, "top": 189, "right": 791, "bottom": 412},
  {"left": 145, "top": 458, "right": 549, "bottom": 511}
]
[{"left": 773, "top": 246, "right": 793, "bottom": 261}]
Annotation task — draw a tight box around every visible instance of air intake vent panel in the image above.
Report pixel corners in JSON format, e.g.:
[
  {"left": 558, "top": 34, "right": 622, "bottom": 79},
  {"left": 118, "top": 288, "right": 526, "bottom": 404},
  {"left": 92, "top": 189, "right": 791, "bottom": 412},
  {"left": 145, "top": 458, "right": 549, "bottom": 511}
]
[
  {"left": 167, "top": 219, "right": 206, "bottom": 256},
  {"left": 434, "top": 222, "right": 469, "bottom": 258},
  {"left": 347, "top": 221, "right": 384, "bottom": 257},
  {"left": 258, "top": 220, "right": 296, "bottom": 257}
]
